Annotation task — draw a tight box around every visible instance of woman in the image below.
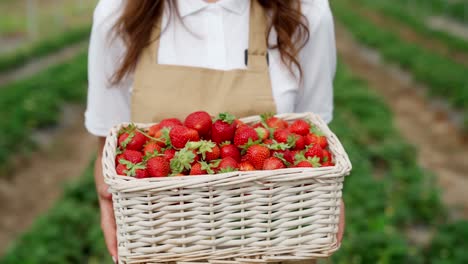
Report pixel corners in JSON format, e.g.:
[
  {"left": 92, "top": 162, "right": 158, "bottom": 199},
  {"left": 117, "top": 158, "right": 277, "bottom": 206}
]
[{"left": 86, "top": 0, "right": 344, "bottom": 263}]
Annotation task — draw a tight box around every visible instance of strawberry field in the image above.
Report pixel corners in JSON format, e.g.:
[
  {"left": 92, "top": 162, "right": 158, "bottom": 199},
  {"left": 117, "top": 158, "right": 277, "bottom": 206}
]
[{"left": 1, "top": 1, "right": 468, "bottom": 263}]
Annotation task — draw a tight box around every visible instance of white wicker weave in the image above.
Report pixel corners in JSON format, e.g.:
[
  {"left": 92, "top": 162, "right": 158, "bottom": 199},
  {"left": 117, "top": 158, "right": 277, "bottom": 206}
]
[{"left": 102, "top": 113, "right": 352, "bottom": 264}]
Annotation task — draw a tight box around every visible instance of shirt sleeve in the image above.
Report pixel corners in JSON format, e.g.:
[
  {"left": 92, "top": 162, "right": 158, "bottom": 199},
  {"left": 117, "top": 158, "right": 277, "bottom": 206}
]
[
  {"left": 294, "top": 0, "right": 336, "bottom": 124},
  {"left": 85, "top": 0, "right": 132, "bottom": 137}
]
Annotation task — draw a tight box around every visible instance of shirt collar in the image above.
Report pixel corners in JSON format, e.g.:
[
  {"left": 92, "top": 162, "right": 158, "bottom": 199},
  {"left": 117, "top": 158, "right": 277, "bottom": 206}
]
[{"left": 177, "top": 0, "right": 250, "bottom": 17}]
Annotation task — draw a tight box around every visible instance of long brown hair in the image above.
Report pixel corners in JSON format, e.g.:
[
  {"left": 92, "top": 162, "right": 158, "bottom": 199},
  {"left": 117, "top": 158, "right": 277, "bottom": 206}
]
[{"left": 111, "top": 0, "right": 310, "bottom": 84}]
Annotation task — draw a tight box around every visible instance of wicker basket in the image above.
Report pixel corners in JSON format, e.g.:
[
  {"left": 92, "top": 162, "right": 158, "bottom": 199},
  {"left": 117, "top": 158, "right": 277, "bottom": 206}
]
[{"left": 102, "top": 113, "right": 352, "bottom": 264}]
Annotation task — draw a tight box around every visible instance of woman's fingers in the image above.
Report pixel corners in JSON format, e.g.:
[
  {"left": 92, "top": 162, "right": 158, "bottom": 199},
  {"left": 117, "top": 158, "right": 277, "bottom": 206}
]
[
  {"left": 100, "top": 197, "right": 118, "bottom": 263},
  {"left": 337, "top": 199, "right": 345, "bottom": 243}
]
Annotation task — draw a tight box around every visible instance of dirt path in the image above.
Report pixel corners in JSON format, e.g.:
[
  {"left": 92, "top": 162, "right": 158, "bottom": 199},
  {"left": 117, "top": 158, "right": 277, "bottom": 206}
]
[
  {"left": 427, "top": 16, "right": 468, "bottom": 42},
  {"left": 343, "top": 1, "right": 468, "bottom": 66},
  {"left": 0, "top": 105, "right": 95, "bottom": 255},
  {"left": 0, "top": 41, "right": 88, "bottom": 87},
  {"left": 335, "top": 24, "right": 468, "bottom": 220}
]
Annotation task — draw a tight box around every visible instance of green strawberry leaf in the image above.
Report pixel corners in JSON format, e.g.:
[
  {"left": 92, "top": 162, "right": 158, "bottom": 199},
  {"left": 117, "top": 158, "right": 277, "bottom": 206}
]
[{"left": 217, "top": 112, "right": 236, "bottom": 124}]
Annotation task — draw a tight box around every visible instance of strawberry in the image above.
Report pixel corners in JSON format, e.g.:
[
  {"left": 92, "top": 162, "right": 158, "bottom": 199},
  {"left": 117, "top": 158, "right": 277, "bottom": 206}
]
[
  {"left": 220, "top": 143, "right": 241, "bottom": 162},
  {"left": 163, "top": 148, "right": 176, "bottom": 161},
  {"left": 283, "top": 150, "right": 300, "bottom": 165},
  {"left": 186, "top": 140, "right": 220, "bottom": 161},
  {"left": 153, "top": 127, "right": 171, "bottom": 147},
  {"left": 115, "top": 153, "right": 125, "bottom": 164},
  {"left": 263, "top": 138, "right": 274, "bottom": 145},
  {"left": 288, "top": 134, "right": 306, "bottom": 151},
  {"left": 118, "top": 127, "right": 148, "bottom": 151},
  {"left": 273, "top": 129, "right": 292, "bottom": 144},
  {"left": 143, "top": 140, "right": 162, "bottom": 155},
  {"left": 134, "top": 168, "right": 148, "bottom": 178},
  {"left": 217, "top": 157, "right": 239, "bottom": 172},
  {"left": 122, "top": 149, "right": 143, "bottom": 164},
  {"left": 118, "top": 160, "right": 148, "bottom": 178},
  {"left": 190, "top": 162, "right": 207, "bottom": 175},
  {"left": 304, "top": 133, "right": 328, "bottom": 149},
  {"left": 234, "top": 126, "right": 259, "bottom": 148},
  {"left": 295, "top": 161, "right": 313, "bottom": 168},
  {"left": 239, "top": 161, "right": 256, "bottom": 171},
  {"left": 205, "top": 144, "right": 220, "bottom": 161},
  {"left": 294, "top": 155, "right": 321, "bottom": 168},
  {"left": 261, "top": 114, "right": 288, "bottom": 129},
  {"left": 211, "top": 113, "right": 237, "bottom": 144},
  {"left": 184, "top": 111, "right": 212, "bottom": 137},
  {"left": 148, "top": 124, "right": 161, "bottom": 137},
  {"left": 322, "top": 149, "right": 332, "bottom": 163},
  {"left": 169, "top": 125, "right": 200, "bottom": 149},
  {"left": 288, "top": 120, "right": 310, "bottom": 136},
  {"left": 159, "top": 118, "right": 183, "bottom": 129},
  {"left": 116, "top": 163, "right": 127, "bottom": 175},
  {"left": 304, "top": 144, "right": 324, "bottom": 161},
  {"left": 246, "top": 145, "right": 270, "bottom": 170},
  {"left": 263, "top": 157, "right": 286, "bottom": 170},
  {"left": 322, "top": 161, "right": 335, "bottom": 167},
  {"left": 170, "top": 148, "right": 197, "bottom": 175},
  {"left": 255, "top": 127, "right": 270, "bottom": 141},
  {"left": 147, "top": 157, "right": 170, "bottom": 177}
]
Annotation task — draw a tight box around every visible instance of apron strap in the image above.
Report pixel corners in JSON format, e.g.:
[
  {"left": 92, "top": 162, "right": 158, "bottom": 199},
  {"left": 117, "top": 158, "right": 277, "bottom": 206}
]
[
  {"left": 146, "top": 0, "right": 269, "bottom": 70},
  {"left": 248, "top": 0, "right": 269, "bottom": 57}
]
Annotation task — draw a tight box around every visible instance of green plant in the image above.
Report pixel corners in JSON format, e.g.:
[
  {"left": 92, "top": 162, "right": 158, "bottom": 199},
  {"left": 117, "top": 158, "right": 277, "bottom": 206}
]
[{"left": 0, "top": 25, "right": 91, "bottom": 73}]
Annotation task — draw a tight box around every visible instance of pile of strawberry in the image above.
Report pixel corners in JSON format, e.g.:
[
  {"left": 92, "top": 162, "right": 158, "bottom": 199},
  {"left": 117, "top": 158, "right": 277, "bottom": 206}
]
[{"left": 114, "top": 111, "right": 335, "bottom": 178}]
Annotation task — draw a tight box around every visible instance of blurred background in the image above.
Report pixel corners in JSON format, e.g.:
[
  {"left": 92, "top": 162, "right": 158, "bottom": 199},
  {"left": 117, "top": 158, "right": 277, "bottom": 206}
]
[{"left": 0, "top": 0, "right": 467, "bottom": 263}]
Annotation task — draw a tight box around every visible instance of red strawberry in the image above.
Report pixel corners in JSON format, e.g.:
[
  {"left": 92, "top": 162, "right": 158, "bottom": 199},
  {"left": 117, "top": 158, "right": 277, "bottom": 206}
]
[
  {"left": 283, "top": 150, "right": 300, "bottom": 165},
  {"left": 239, "top": 161, "right": 256, "bottom": 171},
  {"left": 322, "top": 149, "right": 332, "bottom": 163},
  {"left": 211, "top": 113, "right": 237, "bottom": 144},
  {"left": 143, "top": 141, "right": 162, "bottom": 155},
  {"left": 263, "top": 157, "right": 286, "bottom": 170},
  {"left": 288, "top": 120, "right": 310, "bottom": 136},
  {"left": 263, "top": 139, "right": 274, "bottom": 145},
  {"left": 288, "top": 134, "right": 306, "bottom": 151},
  {"left": 122, "top": 149, "right": 143, "bottom": 164},
  {"left": 118, "top": 128, "right": 148, "bottom": 151},
  {"left": 220, "top": 143, "right": 241, "bottom": 162},
  {"left": 205, "top": 144, "right": 220, "bottom": 161},
  {"left": 255, "top": 127, "right": 270, "bottom": 141},
  {"left": 169, "top": 126, "right": 200, "bottom": 149},
  {"left": 295, "top": 161, "right": 313, "bottom": 168},
  {"left": 322, "top": 161, "right": 335, "bottom": 167},
  {"left": 117, "top": 160, "right": 148, "bottom": 178},
  {"left": 234, "top": 126, "right": 259, "bottom": 148},
  {"left": 115, "top": 153, "right": 125, "bottom": 164},
  {"left": 304, "top": 133, "right": 328, "bottom": 149},
  {"left": 241, "top": 154, "right": 249, "bottom": 163},
  {"left": 184, "top": 111, "right": 212, "bottom": 137},
  {"left": 148, "top": 124, "right": 161, "bottom": 137},
  {"left": 262, "top": 114, "right": 288, "bottom": 129},
  {"left": 252, "top": 122, "right": 264, "bottom": 128},
  {"left": 134, "top": 168, "right": 149, "bottom": 179},
  {"left": 147, "top": 157, "right": 170, "bottom": 177},
  {"left": 159, "top": 118, "right": 183, "bottom": 129},
  {"left": 246, "top": 145, "right": 270, "bottom": 170},
  {"left": 116, "top": 163, "right": 127, "bottom": 175},
  {"left": 273, "top": 129, "right": 291, "bottom": 144},
  {"left": 153, "top": 128, "right": 171, "bottom": 147},
  {"left": 163, "top": 148, "right": 176, "bottom": 161},
  {"left": 190, "top": 163, "right": 207, "bottom": 175},
  {"left": 234, "top": 119, "right": 247, "bottom": 128},
  {"left": 304, "top": 144, "right": 324, "bottom": 161},
  {"left": 217, "top": 157, "right": 239, "bottom": 172},
  {"left": 170, "top": 148, "right": 197, "bottom": 175}
]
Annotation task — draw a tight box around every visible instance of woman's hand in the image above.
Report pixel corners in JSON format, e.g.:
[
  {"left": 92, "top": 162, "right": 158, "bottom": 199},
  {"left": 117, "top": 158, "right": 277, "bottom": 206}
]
[
  {"left": 337, "top": 199, "right": 345, "bottom": 244},
  {"left": 95, "top": 137, "right": 118, "bottom": 263}
]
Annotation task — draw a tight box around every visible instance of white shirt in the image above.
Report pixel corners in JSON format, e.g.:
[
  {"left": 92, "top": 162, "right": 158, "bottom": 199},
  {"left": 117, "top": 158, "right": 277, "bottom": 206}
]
[{"left": 85, "top": 0, "right": 336, "bottom": 136}]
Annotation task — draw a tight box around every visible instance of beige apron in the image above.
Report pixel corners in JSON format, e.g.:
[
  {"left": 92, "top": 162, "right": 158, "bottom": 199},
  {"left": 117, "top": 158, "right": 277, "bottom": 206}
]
[
  {"left": 131, "top": 1, "right": 317, "bottom": 263},
  {"left": 131, "top": 0, "right": 276, "bottom": 122}
]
